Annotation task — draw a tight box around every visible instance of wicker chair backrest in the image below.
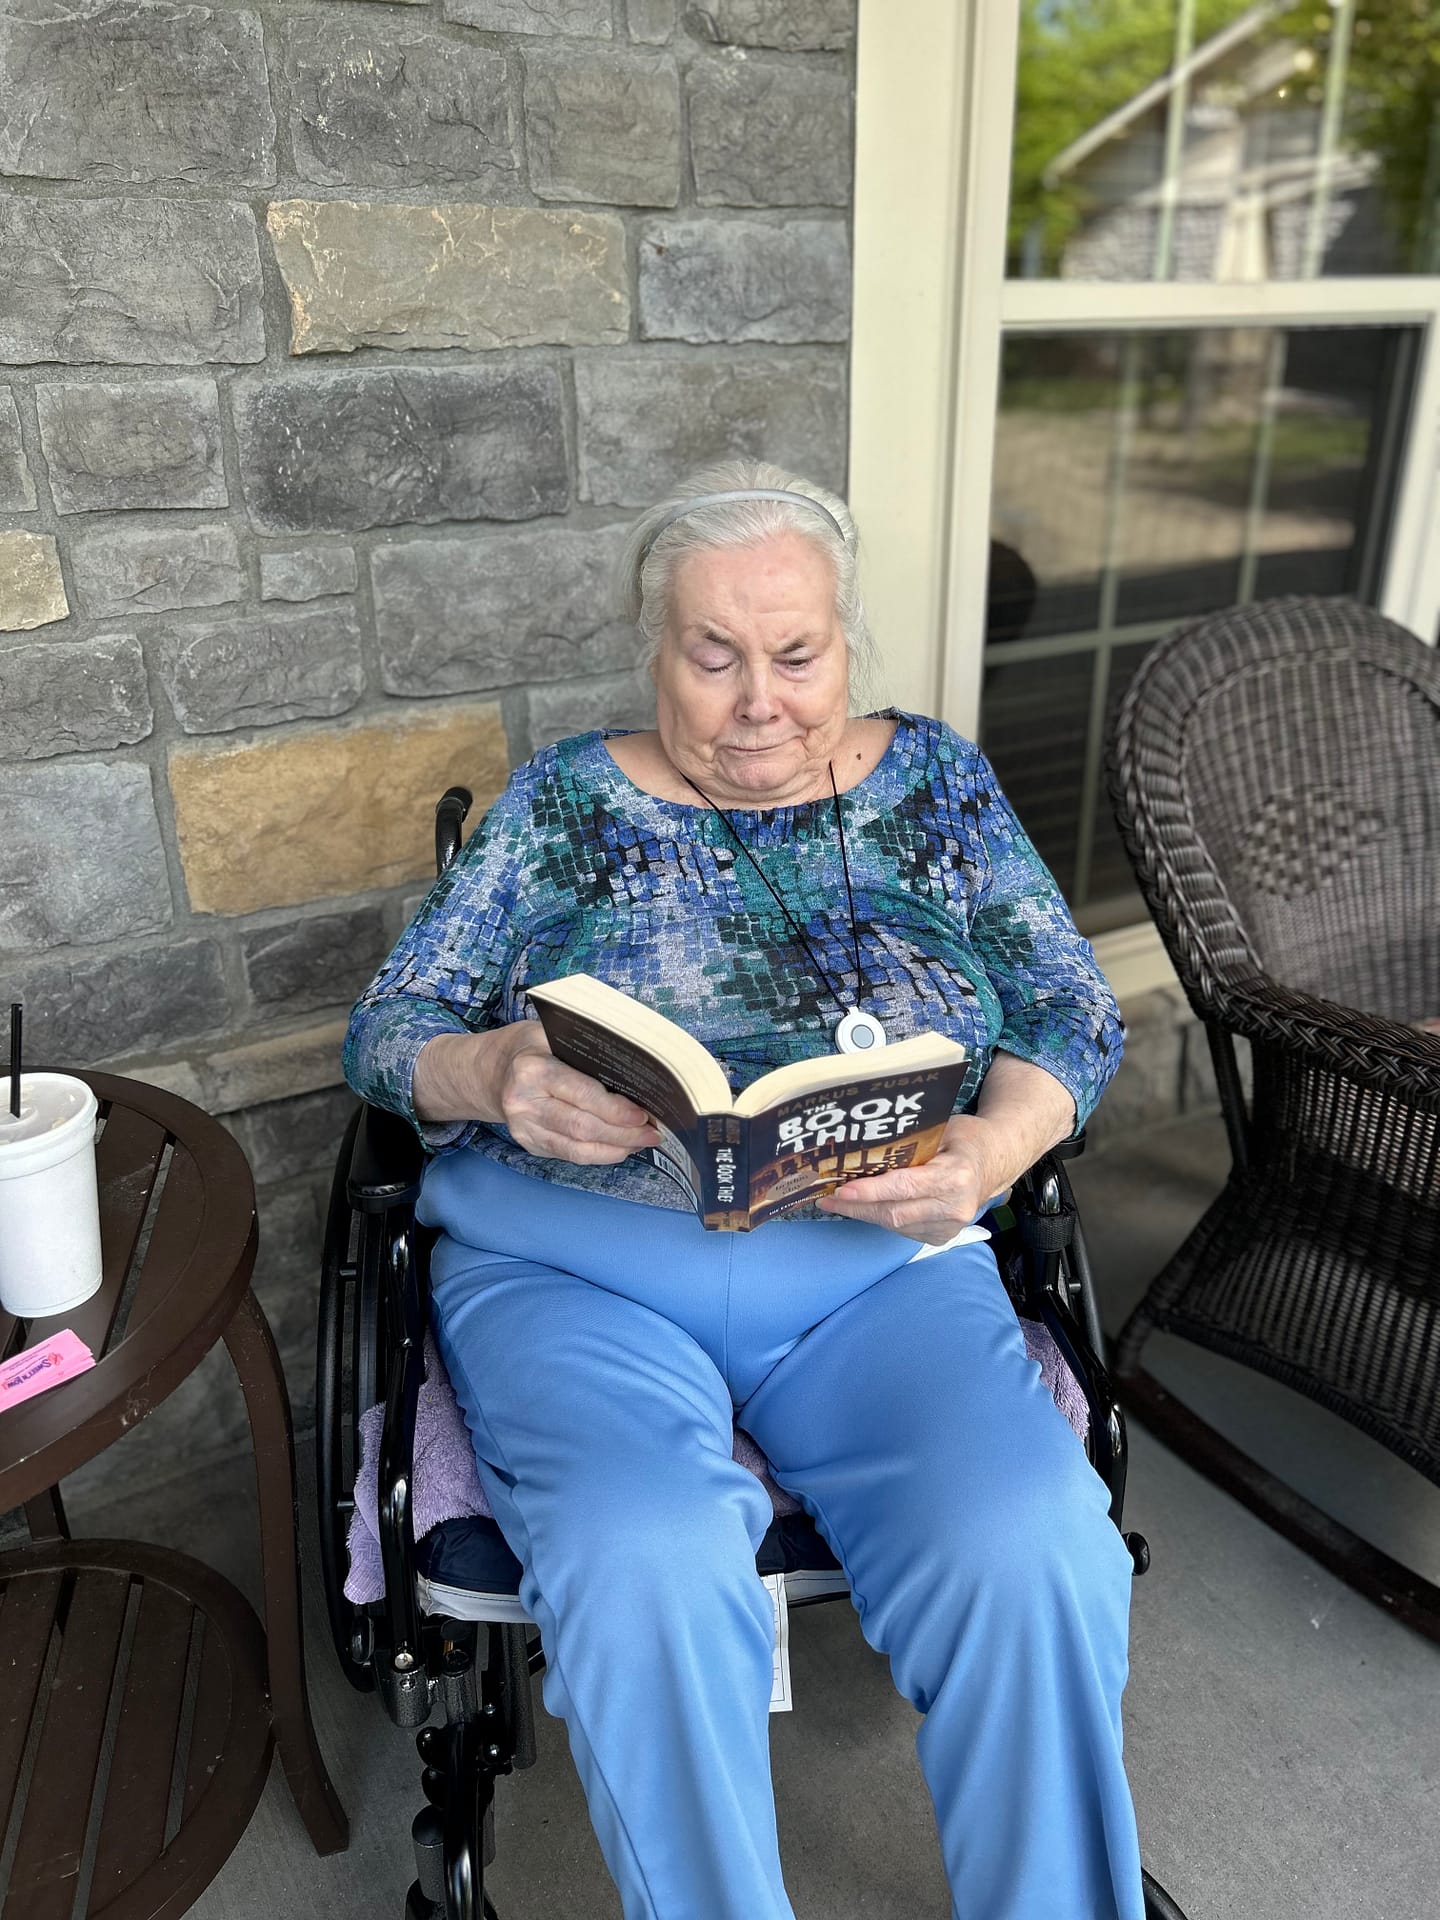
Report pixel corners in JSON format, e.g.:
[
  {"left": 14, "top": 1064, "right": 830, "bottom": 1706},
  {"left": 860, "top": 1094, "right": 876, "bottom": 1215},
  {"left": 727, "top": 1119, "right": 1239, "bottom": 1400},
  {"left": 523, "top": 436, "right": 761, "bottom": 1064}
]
[{"left": 1109, "top": 596, "right": 1440, "bottom": 1025}]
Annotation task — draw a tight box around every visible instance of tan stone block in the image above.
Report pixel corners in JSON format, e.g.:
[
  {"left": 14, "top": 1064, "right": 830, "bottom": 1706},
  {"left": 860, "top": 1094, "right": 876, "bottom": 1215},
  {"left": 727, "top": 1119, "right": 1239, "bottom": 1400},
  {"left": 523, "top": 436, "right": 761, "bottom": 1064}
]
[
  {"left": 0, "top": 530, "right": 68, "bottom": 632},
  {"left": 170, "top": 703, "right": 509, "bottom": 915},
  {"left": 267, "top": 199, "right": 629, "bottom": 355}
]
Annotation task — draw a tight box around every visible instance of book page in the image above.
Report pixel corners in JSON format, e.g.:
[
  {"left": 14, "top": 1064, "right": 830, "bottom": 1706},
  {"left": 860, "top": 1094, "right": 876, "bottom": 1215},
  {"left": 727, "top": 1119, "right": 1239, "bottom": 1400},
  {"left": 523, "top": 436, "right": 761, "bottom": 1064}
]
[
  {"left": 532, "top": 997, "right": 711, "bottom": 1202},
  {"left": 528, "top": 975, "right": 732, "bottom": 1114},
  {"left": 733, "top": 1031, "right": 965, "bottom": 1119}
]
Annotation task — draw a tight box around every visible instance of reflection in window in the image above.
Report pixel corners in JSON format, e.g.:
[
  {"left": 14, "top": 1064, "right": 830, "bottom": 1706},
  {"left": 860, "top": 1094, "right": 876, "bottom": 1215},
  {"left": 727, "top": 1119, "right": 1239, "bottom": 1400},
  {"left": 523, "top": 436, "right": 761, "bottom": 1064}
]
[
  {"left": 980, "top": 324, "right": 1414, "bottom": 928},
  {"left": 1011, "top": 0, "right": 1440, "bottom": 283}
]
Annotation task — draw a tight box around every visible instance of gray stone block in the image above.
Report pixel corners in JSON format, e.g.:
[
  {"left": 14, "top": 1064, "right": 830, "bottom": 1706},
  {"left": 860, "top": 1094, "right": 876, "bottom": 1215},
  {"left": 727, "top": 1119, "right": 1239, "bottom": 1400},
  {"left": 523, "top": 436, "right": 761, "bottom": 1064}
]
[
  {"left": 526, "top": 667, "right": 655, "bottom": 748},
  {"left": 35, "top": 378, "right": 227, "bottom": 514},
  {"left": 70, "top": 524, "right": 242, "bottom": 617},
  {"left": 373, "top": 524, "right": 638, "bottom": 696},
  {"left": 251, "top": 1177, "right": 326, "bottom": 1427},
  {"left": 8, "top": 938, "right": 228, "bottom": 1067},
  {"left": 158, "top": 607, "right": 366, "bottom": 736},
  {"left": 283, "top": 15, "right": 517, "bottom": 191},
  {"left": 575, "top": 350, "right": 846, "bottom": 504},
  {"left": 0, "top": 2, "right": 275, "bottom": 186},
  {"left": 240, "top": 905, "right": 390, "bottom": 1017},
  {"left": 0, "top": 759, "right": 171, "bottom": 952},
  {"left": 117, "top": 1057, "right": 207, "bottom": 1106},
  {"left": 259, "top": 547, "right": 359, "bottom": 604},
  {"left": 0, "top": 196, "right": 264, "bottom": 365},
  {"left": 639, "top": 216, "right": 849, "bottom": 342},
  {"left": 63, "top": 1348, "right": 246, "bottom": 1502},
  {"left": 524, "top": 47, "right": 679, "bottom": 206},
  {"left": 689, "top": 59, "right": 851, "bottom": 206},
  {"left": 202, "top": 1019, "right": 350, "bottom": 1115},
  {"left": 684, "top": 0, "right": 853, "bottom": 49},
  {"left": 268, "top": 200, "right": 628, "bottom": 355},
  {"left": 445, "top": 0, "right": 612, "bottom": 33},
  {"left": 0, "top": 631, "right": 152, "bottom": 759},
  {"left": 253, "top": 1176, "right": 325, "bottom": 1297},
  {"left": 232, "top": 1085, "right": 359, "bottom": 1188},
  {"left": 0, "top": 387, "right": 35, "bottom": 510},
  {"left": 235, "top": 366, "right": 568, "bottom": 534},
  {"left": 627, "top": 0, "right": 673, "bottom": 40}
]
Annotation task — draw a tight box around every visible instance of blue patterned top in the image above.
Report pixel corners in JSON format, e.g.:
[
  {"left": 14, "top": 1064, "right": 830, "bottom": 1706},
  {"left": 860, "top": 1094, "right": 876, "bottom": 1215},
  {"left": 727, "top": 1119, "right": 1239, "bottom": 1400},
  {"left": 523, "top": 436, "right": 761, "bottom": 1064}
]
[{"left": 343, "top": 711, "right": 1123, "bottom": 1211}]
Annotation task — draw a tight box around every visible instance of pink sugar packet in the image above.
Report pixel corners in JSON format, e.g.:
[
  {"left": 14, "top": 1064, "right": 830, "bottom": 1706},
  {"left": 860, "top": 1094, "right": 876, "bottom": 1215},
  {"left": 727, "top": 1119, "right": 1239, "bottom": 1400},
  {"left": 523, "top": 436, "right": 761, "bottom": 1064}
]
[{"left": 0, "top": 1329, "right": 95, "bottom": 1411}]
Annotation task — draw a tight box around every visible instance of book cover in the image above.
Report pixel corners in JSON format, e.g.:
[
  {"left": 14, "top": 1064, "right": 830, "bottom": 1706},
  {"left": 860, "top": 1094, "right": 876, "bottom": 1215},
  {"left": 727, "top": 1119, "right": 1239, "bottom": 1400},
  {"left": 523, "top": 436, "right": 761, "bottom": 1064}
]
[
  {"left": 738, "top": 1068, "right": 961, "bottom": 1227},
  {"left": 528, "top": 976, "right": 968, "bottom": 1231}
]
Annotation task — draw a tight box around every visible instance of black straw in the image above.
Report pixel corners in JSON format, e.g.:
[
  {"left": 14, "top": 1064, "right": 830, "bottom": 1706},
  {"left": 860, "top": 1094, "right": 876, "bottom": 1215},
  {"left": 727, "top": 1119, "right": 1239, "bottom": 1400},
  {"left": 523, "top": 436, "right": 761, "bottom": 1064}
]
[{"left": 8, "top": 1002, "right": 20, "bottom": 1119}]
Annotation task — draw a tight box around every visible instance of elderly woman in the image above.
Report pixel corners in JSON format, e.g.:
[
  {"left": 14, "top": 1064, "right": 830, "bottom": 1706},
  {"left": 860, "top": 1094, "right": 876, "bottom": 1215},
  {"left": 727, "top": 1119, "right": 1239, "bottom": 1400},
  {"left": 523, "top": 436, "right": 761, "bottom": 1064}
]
[{"left": 344, "top": 462, "right": 1142, "bottom": 1920}]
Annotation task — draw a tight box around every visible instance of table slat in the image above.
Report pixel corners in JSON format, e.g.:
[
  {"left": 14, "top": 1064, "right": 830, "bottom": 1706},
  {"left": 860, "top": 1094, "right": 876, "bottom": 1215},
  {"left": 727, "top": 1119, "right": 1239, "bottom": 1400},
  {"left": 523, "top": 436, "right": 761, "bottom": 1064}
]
[
  {"left": 182, "top": 1617, "right": 233, "bottom": 1823},
  {"left": 3, "top": 1570, "right": 132, "bottom": 1920},
  {"left": 2, "top": 1105, "right": 169, "bottom": 1365},
  {"left": 126, "top": 1140, "right": 207, "bottom": 1332},
  {"left": 86, "top": 1578, "right": 195, "bottom": 1910},
  {"left": 0, "top": 1569, "right": 64, "bottom": 1840}
]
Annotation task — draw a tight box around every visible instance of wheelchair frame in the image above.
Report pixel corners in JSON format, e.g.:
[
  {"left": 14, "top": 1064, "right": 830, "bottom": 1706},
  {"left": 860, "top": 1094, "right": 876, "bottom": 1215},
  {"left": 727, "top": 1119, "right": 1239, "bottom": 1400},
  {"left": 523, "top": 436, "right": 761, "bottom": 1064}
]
[{"left": 315, "top": 788, "right": 1187, "bottom": 1920}]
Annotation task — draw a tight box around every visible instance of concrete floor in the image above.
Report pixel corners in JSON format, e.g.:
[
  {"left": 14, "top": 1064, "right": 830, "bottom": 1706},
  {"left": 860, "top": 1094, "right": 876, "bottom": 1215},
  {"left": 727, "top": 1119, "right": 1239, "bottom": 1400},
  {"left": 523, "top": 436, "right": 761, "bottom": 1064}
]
[{"left": 42, "top": 1114, "right": 1440, "bottom": 1919}]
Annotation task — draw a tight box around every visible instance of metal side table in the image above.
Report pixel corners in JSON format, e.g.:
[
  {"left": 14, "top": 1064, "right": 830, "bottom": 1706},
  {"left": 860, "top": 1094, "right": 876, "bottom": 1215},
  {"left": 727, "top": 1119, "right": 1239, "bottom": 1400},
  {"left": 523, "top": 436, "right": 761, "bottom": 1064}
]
[{"left": 0, "top": 1071, "right": 347, "bottom": 1919}]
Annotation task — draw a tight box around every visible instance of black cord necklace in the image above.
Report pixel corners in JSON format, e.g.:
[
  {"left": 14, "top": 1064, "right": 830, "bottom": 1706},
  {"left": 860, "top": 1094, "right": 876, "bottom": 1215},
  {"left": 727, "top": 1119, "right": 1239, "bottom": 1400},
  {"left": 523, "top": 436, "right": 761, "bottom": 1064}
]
[{"left": 682, "top": 761, "right": 887, "bottom": 1055}]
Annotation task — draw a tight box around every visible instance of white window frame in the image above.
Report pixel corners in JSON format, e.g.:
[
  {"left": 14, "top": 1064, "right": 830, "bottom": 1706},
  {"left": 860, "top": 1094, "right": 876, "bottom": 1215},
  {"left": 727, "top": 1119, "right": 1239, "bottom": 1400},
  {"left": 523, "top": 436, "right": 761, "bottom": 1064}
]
[{"left": 849, "top": 0, "right": 1440, "bottom": 1000}]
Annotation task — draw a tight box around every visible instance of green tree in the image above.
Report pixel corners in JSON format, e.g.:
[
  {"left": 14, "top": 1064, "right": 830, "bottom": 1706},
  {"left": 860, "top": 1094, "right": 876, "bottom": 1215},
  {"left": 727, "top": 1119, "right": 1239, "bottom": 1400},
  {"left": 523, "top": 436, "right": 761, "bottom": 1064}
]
[
  {"left": 1011, "top": 0, "right": 1238, "bottom": 273},
  {"left": 1012, "top": 0, "right": 1440, "bottom": 276},
  {"left": 1272, "top": 0, "right": 1440, "bottom": 272}
]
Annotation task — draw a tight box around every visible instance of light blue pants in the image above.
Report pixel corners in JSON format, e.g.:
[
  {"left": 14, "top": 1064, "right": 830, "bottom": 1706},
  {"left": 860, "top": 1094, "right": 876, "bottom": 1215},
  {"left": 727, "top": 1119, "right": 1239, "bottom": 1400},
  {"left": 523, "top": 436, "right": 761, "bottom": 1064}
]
[{"left": 422, "top": 1153, "right": 1145, "bottom": 1920}]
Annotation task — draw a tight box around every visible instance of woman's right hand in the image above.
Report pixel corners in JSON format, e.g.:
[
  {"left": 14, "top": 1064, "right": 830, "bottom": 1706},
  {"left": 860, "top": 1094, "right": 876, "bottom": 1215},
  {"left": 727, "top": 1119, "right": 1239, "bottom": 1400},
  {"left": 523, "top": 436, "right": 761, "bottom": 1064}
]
[{"left": 414, "top": 1024, "right": 660, "bottom": 1167}]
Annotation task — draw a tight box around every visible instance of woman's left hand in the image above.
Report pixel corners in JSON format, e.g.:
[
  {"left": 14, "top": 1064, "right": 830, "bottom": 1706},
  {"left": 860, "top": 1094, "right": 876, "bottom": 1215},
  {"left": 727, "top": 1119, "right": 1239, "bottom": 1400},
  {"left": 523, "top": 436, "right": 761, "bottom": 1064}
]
[
  {"left": 817, "top": 1054, "right": 1077, "bottom": 1246},
  {"left": 816, "top": 1115, "right": 1002, "bottom": 1245}
]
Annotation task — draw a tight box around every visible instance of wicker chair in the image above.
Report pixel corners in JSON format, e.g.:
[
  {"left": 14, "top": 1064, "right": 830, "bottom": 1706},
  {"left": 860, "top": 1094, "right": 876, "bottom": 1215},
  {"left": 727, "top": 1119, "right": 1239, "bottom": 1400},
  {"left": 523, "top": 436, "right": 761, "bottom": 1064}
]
[{"left": 1107, "top": 595, "right": 1440, "bottom": 1639}]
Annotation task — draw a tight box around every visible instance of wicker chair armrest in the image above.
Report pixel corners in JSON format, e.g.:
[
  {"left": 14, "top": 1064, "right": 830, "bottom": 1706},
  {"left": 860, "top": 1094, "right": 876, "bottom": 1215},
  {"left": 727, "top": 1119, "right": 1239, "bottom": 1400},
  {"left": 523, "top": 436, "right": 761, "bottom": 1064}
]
[{"left": 1220, "top": 974, "right": 1440, "bottom": 1108}]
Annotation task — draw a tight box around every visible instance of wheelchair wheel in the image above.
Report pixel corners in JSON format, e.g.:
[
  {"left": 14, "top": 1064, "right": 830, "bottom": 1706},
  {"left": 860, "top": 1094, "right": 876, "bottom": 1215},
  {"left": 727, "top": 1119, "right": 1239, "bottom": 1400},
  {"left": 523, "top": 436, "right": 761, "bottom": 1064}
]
[
  {"left": 315, "top": 1102, "right": 387, "bottom": 1691},
  {"left": 1142, "top": 1868, "right": 1189, "bottom": 1919}
]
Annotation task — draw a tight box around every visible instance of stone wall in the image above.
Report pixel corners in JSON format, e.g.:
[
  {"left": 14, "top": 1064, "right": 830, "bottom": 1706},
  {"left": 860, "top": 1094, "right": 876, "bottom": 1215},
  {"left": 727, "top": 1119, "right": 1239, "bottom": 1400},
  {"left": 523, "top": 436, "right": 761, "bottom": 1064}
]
[{"left": 0, "top": 0, "right": 856, "bottom": 1495}]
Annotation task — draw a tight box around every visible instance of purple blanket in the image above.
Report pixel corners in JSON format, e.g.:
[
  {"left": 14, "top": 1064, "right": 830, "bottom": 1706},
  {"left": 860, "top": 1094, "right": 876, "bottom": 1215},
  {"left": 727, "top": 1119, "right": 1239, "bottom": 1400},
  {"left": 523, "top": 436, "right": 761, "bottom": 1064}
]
[{"left": 345, "top": 1322, "right": 1090, "bottom": 1606}]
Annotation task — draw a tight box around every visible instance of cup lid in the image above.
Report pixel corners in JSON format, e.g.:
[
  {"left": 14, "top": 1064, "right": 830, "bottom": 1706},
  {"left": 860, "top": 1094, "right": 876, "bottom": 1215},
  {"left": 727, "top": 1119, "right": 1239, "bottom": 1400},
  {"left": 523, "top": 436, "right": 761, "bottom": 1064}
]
[{"left": 0, "top": 1073, "right": 95, "bottom": 1147}]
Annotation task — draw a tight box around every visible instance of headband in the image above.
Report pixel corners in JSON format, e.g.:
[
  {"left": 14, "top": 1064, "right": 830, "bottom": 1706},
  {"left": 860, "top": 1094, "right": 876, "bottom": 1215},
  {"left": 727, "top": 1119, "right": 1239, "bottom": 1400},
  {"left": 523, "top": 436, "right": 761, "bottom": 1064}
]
[{"left": 640, "top": 488, "right": 847, "bottom": 559}]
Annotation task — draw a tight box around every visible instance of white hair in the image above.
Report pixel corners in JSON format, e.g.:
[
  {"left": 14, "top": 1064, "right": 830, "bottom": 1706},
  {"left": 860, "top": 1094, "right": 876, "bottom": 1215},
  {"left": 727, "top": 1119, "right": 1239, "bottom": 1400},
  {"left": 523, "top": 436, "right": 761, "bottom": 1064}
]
[{"left": 616, "top": 460, "right": 878, "bottom": 711}]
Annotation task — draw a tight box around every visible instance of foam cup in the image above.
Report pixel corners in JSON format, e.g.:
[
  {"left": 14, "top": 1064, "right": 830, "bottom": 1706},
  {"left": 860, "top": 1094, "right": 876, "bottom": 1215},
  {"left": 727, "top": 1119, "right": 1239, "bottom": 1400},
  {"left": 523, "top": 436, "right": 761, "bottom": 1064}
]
[{"left": 0, "top": 1073, "right": 103, "bottom": 1320}]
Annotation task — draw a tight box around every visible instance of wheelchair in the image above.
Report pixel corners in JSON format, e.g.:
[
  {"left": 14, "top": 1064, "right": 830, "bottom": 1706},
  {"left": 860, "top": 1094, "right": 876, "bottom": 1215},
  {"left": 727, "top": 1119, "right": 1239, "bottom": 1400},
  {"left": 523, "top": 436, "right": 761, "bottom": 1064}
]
[{"left": 316, "top": 788, "right": 1190, "bottom": 1920}]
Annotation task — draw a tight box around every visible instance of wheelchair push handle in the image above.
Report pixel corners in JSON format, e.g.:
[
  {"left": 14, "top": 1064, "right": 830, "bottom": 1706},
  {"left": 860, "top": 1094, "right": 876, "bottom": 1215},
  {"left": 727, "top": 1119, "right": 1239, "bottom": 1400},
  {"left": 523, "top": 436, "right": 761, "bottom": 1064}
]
[{"left": 435, "top": 787, "right": 473, "bottom": 877}]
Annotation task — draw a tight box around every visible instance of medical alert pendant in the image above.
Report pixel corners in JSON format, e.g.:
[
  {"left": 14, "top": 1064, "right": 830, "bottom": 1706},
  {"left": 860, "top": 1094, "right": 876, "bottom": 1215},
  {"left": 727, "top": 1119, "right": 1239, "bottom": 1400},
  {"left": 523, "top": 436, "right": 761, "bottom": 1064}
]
[{"left": 835, "top": 1007, "right": 887, "bottom": 1054}]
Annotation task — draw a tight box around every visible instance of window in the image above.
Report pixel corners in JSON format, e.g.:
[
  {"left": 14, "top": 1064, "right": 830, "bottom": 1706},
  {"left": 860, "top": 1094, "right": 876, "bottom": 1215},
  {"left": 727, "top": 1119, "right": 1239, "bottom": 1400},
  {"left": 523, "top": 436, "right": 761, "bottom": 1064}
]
[{"left": 992, "top": 0, "right": 1440, "bottom": 934}]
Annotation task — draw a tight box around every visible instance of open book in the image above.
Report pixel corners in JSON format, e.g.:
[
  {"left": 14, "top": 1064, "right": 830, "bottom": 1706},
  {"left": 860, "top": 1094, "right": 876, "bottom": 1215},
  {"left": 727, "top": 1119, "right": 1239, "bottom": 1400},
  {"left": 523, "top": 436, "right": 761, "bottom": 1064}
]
[{"left": 527, "top": 974, "right": 969, "bottom": 1231}]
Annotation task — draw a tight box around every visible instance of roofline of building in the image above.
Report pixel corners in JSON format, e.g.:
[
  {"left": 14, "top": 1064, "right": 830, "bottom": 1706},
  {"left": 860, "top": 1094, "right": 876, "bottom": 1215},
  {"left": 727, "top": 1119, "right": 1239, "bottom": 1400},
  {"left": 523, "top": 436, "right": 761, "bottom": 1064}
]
[{"left": 1042, "top": 0, "right": 1286, "bottom": 187}]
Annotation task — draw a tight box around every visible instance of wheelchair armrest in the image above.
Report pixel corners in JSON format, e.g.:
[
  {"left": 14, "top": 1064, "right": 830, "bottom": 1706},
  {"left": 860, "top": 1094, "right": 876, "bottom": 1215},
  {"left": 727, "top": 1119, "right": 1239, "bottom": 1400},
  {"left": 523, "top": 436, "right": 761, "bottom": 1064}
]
[
  {"left": 1048, "top": 1129, "right": 1086, "bottom": 1162},
  {"left": 349, "top": 1101, "right": 426, "bottom": 1213},
  {"left": 1008, "top": 1139, "right": 1108, "bottom": 1396}
]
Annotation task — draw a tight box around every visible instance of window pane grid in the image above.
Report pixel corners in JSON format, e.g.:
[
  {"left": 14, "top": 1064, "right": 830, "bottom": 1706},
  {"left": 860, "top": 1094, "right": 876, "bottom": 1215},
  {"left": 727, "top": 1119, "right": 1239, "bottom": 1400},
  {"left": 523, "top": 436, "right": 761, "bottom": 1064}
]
[
  {"left": 980, "top": 322, "right": 1415, "bottom": 929},
  {"left": 1012, "top": 0, "right": 1440, "bottom": 285}
]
